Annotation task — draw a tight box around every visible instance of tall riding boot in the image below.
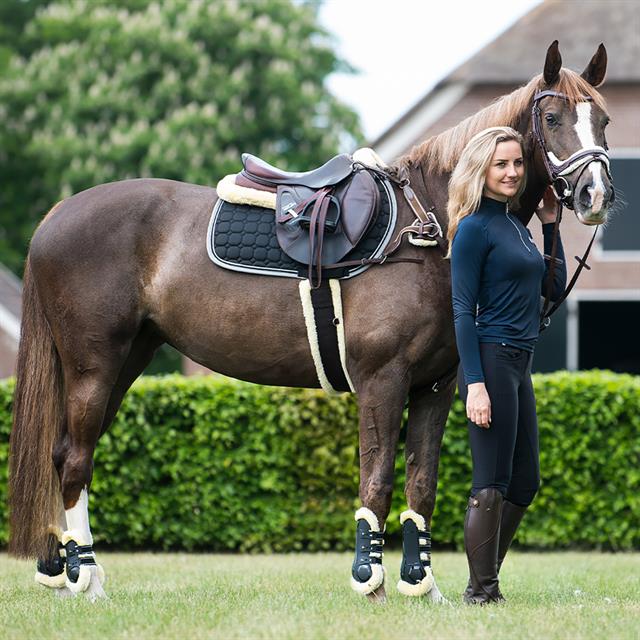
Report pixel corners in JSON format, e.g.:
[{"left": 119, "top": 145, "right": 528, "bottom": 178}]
[
  {"left": 464, "top": 498, "right": 528, "bottom": 599},
  {"left": 463, "top": 487, "right": 504, "bottom": 605},
  {"left": 497, "top": 500, "right": 528, "bottom": 573}
]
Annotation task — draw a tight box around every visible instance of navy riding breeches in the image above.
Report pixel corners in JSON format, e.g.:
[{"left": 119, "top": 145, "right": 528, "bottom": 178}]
[{"left": 457, "top": 342, "right": 540, "bottom": 507}]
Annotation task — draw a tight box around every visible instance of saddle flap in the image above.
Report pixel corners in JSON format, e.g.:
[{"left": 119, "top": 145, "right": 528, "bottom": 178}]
[
  {"left": 339, "top": 170, "right": 379, "bottom": 244},
  {"left": 274, "top": 170, "right": 379, "bottom": 267}
]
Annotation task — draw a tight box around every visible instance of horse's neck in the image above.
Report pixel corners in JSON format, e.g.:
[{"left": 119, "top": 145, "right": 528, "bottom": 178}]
[{"left": 405, "top": 97, "right": 551, "bottom": 229}]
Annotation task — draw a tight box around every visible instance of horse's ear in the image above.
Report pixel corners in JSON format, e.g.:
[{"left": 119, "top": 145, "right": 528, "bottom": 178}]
[
  {"left": 543, "top": 40, "right": 562, "bottom": 85},
  {"left": 581, "top": 43, "right": 607, "bottom": 87}
]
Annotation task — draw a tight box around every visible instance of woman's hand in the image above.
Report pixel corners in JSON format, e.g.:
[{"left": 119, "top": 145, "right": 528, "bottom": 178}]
[
  {"left": 466, "top": 382, "right": 491, "bottom": 428},
  {"left": 535, "top": 185, "right": 558, "bottom": 225}
]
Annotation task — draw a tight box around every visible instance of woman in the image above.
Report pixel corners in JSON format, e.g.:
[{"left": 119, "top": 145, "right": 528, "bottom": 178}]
[{"left": 449, "top": 126, "right": 566, "bottom": 605}]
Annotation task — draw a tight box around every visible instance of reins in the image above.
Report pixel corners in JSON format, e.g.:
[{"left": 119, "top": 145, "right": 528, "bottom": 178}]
[{"left": 532, "top": 90, "right": 611, "bottom": 331}]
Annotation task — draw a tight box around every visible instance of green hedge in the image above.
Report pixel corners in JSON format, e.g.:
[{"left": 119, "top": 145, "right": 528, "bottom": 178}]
[{"left": 1, "top": 371, "right": 638, "bottom": 552}]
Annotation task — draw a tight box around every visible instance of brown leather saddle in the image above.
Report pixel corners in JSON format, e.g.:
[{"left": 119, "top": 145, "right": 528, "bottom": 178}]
[{"left": 238, "top": 153, "right": 380, "bottom": 285}]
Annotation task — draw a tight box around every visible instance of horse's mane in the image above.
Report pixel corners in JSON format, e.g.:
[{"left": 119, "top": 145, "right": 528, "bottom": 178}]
[{"left": 398, "top": 69, "right": 608, "bottom": 174}]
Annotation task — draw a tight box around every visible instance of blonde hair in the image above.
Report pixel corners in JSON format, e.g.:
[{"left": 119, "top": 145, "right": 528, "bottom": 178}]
[{"left": 446, "top": 127, "right": 526, "bottom": 256}]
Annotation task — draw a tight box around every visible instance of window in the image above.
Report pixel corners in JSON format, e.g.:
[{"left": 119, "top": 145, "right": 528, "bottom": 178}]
[{"left": 598, "top": 155, "right": 640, "bottom": 257}]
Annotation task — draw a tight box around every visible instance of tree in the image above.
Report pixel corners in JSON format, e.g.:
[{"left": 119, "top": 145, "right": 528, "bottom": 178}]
[{"left": 0, "top": 0, "right": 362, "bottom": 274}]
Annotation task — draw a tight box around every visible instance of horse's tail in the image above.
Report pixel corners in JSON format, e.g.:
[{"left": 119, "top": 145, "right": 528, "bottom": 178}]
[{"left": 9, "top": 256, "right": 65, "bottom": 558}]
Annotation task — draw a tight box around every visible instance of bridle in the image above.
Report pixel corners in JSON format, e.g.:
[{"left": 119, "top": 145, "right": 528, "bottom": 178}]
[
  {"left": 531, "top": 90, "right": 614, "bottom": 330},
  {"left": 531, "top": 90, "right": 613, "bottom": 208}
]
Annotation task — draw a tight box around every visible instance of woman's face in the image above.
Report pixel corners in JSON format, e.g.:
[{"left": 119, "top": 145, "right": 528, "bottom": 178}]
[{"left": 483, "top": 140, "right": 524, "bottom": 202}]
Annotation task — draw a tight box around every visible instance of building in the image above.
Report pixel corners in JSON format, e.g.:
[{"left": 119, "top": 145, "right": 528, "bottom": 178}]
[
  {"left": 0, "top": 264, "right": 22, "bottom": 378},
  {"left": 372, "top": 0, "right": 640, "bottom": 374}
]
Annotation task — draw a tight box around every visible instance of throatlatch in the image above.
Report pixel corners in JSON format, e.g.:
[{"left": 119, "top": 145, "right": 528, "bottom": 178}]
[
  {"left": 397, "top": 510, "right": 435, "bottom": 596},
  {"left": 350, "top": 508, "right": 385, "bottom": 594}
]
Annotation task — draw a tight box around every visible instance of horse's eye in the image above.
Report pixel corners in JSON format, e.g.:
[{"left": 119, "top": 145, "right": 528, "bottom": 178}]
[{"left": 545, "top": 113, "right": 558, "bottom": 126}]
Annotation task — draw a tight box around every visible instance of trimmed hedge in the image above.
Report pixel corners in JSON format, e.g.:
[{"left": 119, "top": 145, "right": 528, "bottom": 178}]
[{"left": 1, "top": 371, "right": 638, "bottom": 551}]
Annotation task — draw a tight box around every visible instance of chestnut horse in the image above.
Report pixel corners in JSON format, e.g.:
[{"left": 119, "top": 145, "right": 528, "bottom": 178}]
[{"left": 9, "top": 42, "right": 613, "bottom": 600}]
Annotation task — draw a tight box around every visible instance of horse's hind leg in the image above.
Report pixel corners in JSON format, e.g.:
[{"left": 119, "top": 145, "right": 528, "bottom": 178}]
[
  {"left": 399, "top": 381, "right": 456, "bottom": 602},
  {"left": 351, "top": 373, "right": 409, "bottom": 601},
  {"left": 55, "top": 364, "right": 123, "bottom": 600}
]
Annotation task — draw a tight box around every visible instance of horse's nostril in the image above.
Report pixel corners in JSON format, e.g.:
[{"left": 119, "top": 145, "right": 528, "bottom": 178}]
[{"left": 579, "top": 185, "right": 591, "bottom": 208}]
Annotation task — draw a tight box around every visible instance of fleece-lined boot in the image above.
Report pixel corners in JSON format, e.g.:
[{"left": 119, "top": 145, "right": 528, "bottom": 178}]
[
  {"left": 350, "top": 507, "right": 385, "bottom": 595},
  {"left": 463, "top": 487, "right": 504, "bottom": 605}
]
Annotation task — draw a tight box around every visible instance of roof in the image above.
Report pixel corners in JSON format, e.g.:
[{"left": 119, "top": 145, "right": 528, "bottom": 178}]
[
  {"left": 371, "top": 0, "right": 639, "bottom": 158},
  {"left": 450, "top": 0, "right": 640, "bottom": 84}
]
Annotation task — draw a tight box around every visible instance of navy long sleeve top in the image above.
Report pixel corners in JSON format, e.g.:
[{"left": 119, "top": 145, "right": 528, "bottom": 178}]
[{"left": 451, "top": 196, "right": 567, "bottom": 385}]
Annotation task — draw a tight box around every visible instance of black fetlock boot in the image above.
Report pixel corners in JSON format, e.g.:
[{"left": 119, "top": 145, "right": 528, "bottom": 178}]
[
  {"left": 397, "top": 510, "right": 434, "bottom": 596},
  {"left": 350, "top": 507, "right": 385, "bottom": 595},
  {"left": 464, "top": 498, "right": 528, "bottom": 599},
  {"left": 35, "top": 533, "right": 66, "bottom": 589},
  {"left": 463, "top": 488, "right": 504, "bottom": 605}
]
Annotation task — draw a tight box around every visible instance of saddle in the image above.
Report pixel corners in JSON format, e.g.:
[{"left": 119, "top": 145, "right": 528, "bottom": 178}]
[{"left": 235, "top": 153, "right": 380, "bottom": 286}]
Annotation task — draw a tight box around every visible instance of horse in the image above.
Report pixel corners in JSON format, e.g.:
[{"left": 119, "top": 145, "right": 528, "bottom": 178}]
[{"left": 9, "top": 41, "right": 614, "bottom": 601}]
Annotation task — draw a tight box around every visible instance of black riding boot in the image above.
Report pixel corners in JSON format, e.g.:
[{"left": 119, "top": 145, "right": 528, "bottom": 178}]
[
  {"left": 464, "top": 498, "right": 528, "bottom": 600},
  {"left": 463, "top": 487, "right": 504, "bottom": 605},
  {"left": 497, "top": 500, "right": 528, "bottom": 572}
]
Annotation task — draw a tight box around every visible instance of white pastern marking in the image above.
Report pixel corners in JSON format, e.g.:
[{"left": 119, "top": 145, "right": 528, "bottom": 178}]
[
  {"left": 574, "top": 102, "right": 596, "bottom": 148},
  {"left": 65, "top": 487, "right": 93, "bottom": 545},
  {"left": 588, "top": 163, "right": 605, "bottom": 213}
]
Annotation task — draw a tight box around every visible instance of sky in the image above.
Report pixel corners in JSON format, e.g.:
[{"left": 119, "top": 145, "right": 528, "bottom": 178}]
[{"left": 319, "top": 0, "right": 542, "bottom": 141}]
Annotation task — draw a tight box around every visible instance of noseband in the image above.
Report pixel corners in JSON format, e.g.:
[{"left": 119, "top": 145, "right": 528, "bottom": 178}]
[{"left": 531, "top": 90, "right": 613, "bottom": 209}]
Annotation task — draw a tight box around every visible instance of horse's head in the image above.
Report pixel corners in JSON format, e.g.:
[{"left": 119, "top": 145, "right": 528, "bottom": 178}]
[{"left": 532, "top": 41, "right": 614, "bottom": 225}]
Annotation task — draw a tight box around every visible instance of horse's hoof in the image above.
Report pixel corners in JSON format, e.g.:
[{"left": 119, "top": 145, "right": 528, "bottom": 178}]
[
  {"left": 366, "top": 584, "right": 387, "bottom": 604},
  {"left": 55, "top": 586, "right": 77, "bottom": 598},
  {"left": 428, "top": 581, "right": 451, "bottom": 605},
  {"left": 82, "top": 566, "right": 108, "bottom": 601},
  {"left": 66, "top": 564, "right": 107, "bottom": 599}
]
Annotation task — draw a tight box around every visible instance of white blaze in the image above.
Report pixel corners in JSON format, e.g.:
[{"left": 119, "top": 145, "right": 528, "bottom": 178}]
[
  {"left": 588, "top": 164, "right": 606, "bottom": 213},
  {"left": 574, "top": 102, "right": 596, "bottom": 148},
  {"left": 574, "top": 102, "right": 606, "bottom": 212}
]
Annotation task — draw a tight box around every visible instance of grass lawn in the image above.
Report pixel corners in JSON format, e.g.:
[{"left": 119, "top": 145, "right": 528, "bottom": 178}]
[{"left": 1, "top": 551, "right": 638, "bottom": 639}]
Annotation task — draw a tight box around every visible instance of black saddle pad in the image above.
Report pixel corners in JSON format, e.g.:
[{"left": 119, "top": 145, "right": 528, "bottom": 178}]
[{"left": 207, "top": 176, "right": 397, "bottom": 280}]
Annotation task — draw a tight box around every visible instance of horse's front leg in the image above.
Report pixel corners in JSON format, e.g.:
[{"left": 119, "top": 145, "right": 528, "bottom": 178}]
[
  {"left": 350, "top": 373, "right": 408, "bottom": 601},
  {"left": 399, "top": 380, "right": 455, "bottom": 602}
]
